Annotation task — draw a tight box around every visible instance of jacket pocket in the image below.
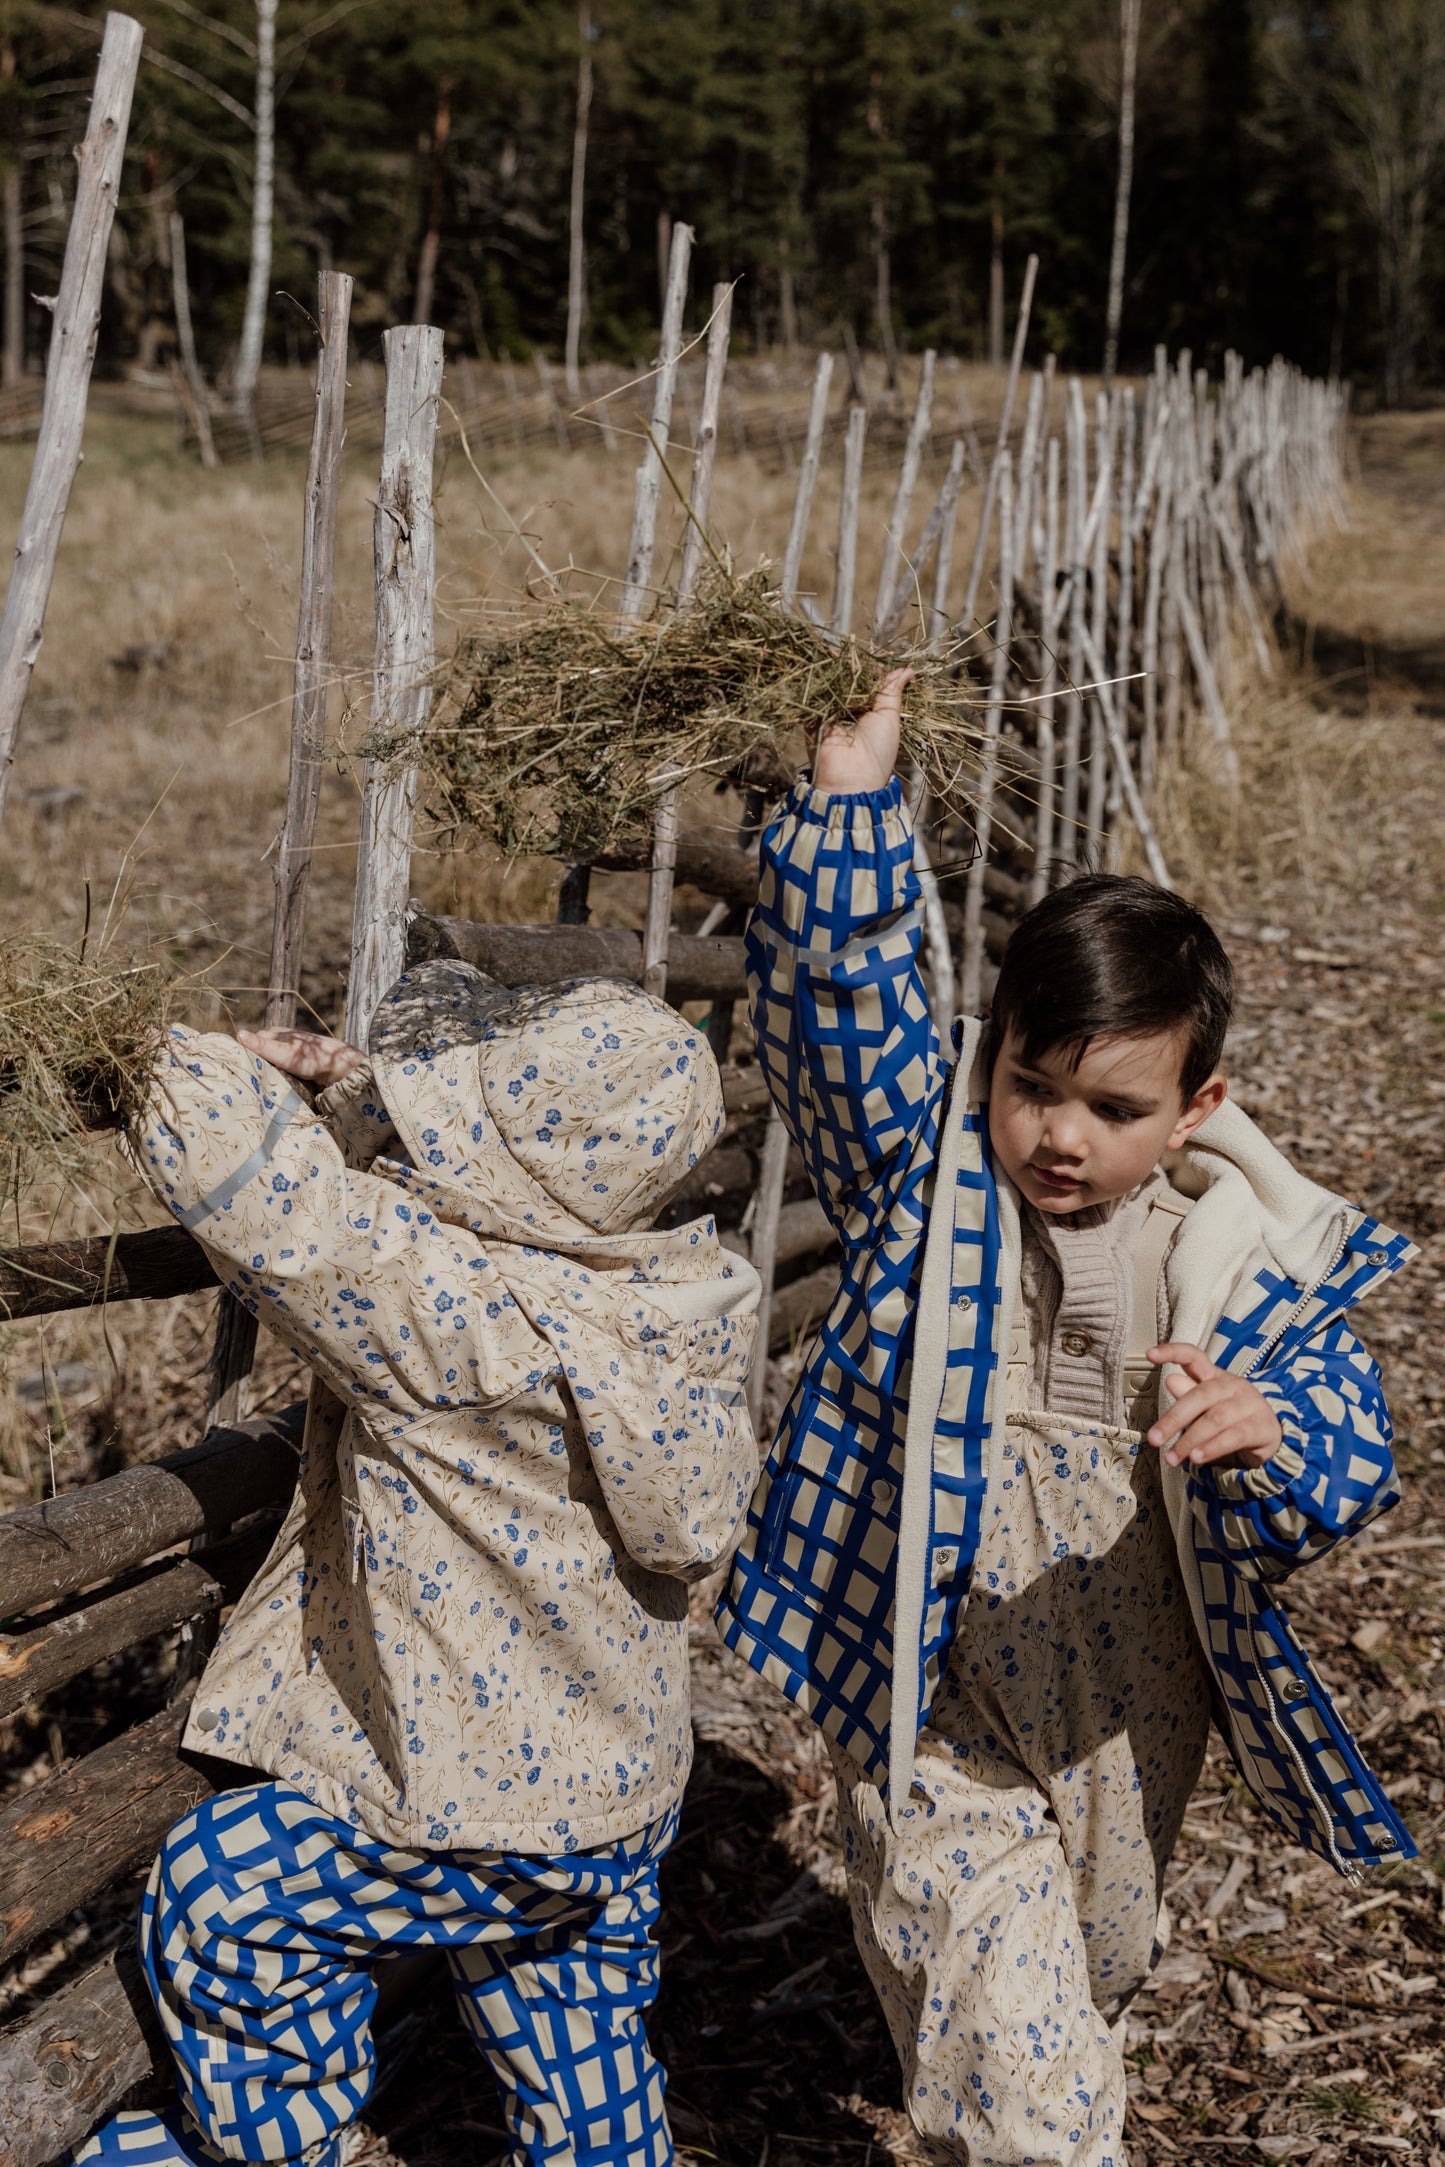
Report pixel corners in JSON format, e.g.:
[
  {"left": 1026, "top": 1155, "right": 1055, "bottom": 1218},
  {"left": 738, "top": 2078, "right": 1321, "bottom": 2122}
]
[{"left": 761, "top": 1391, "right": 899, "bottom": 1609}]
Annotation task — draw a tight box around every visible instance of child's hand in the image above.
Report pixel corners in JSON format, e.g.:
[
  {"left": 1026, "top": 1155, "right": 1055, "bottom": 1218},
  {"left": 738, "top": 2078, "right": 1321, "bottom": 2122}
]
[
  {"left": 813, "top": 666, "right": 913, "bottom": 792},
  {"left": 238, "top": 1027, "right": 365, "bottom": 1089},
  {"left": 1147, "top": 1343, "right": 1283, "bottom": 1471}
]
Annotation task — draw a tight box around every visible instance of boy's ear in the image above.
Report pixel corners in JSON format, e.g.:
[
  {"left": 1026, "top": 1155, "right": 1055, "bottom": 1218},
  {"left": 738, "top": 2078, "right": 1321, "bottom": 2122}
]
[{"left": 1166, "top": 1072, "right": 1227, "bottom": 1151}]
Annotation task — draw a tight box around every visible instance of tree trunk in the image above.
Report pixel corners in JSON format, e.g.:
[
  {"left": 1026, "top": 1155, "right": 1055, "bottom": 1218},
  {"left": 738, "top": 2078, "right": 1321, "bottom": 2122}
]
[
  {"left": 871, "top": 196, "right": 898, "bottom": 387},
  {"left": 1102, "top": 0, "right": 1140, "bottom": 385},
  {"left": 231, "top": 0, "right": 277, "bottom": 445},
  {"left": 564, "top": 3, "right": 592, "bottom": 400},
  {"left": 412, "top": 77, "right": 453, "bottom": 331},
  {"left": 778, "top": 234, "right": 798, "bottom": 352},
  {"left": 1, "top": 38, "right": 20, "bottom": 387},
  {"left": 168, "top": 211, "right": 217, "bottom": 467}
]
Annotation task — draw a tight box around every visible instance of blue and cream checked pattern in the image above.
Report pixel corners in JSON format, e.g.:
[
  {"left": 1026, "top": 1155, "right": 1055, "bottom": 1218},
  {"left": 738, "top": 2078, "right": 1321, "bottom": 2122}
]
[
  {"left": 718, "top": 773, "right": 1417, "bottom": 1873},
  {"left": 75, "top": 1783, "right": 677, "bottom": 2167}
]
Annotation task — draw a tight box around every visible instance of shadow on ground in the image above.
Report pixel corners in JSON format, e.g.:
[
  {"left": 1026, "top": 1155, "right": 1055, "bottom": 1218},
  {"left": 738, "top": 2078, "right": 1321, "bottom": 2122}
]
[{"left": 359, "top": 1739, "right": 898, "bottom": 2167}]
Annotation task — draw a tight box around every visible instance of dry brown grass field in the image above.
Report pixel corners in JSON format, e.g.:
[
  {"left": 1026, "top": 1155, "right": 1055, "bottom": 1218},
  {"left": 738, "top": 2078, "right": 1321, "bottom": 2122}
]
[{"left": 2, "top": 382, "right": 1444, "bottom": 2166}]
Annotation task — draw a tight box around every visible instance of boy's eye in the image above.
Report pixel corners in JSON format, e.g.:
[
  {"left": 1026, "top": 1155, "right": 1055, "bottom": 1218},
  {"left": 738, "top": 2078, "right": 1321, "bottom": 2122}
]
[
  {"left": 1096, "top": 1102, "right": 1142, "bottom": 1125},
  {"left": 1015, "top": 1076, "right": 1051, "bottom": 1100}
]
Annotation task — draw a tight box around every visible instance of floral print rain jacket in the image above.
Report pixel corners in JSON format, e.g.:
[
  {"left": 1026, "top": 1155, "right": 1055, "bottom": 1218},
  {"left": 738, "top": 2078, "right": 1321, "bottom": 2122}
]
[{"left": 128, "top": 977, "right": 760, "bottom": 1853}]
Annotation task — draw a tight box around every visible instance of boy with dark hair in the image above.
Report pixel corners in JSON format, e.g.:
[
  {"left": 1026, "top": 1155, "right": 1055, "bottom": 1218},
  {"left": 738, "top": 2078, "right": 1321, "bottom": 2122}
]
[{"left": 718, "top": 674, "right": 1415, "bottom": 2165}]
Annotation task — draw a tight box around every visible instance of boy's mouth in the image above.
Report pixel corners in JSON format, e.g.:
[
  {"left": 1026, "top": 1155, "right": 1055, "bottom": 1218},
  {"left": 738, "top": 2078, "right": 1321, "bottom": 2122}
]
[{"left": 1032, "top": 1164, "right": 1084, "bottom": 1193}]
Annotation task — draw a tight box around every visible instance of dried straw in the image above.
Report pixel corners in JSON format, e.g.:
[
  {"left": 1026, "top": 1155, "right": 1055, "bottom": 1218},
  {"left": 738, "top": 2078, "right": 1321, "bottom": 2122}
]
[
  {"left": 418, "top": 569, "right": 997, "bottom": 861},
  {"left": 0, "top": 938, "right": 172, "bottom": 1200}
]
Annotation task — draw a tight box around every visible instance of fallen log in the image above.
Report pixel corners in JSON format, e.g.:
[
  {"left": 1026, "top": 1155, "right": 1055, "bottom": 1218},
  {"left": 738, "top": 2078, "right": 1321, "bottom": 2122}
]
[
  {"left": 0, "top": 1692, "right": 210, "bottom": 1969},
  {"left": 0, "top": 1403, "right": 304, "bottom": 1621},
  {"left": 767, "top": 1265, "right": 836, "bottom": 1354},
  {"left": 408, "top": 913, "right": 746, "bottom": 1003},
  {"left": 0, "top": 1941, "right": 167, "bottom": 2167},
  {"left": 0, "top": 1519, "right": 279, "bottom": 1724},
  {"left": 591, "top": 836, "right": 759, "bottom": 908},
  {"left": 0, "top": 1226, "right": 218, "bottom": 1322}
]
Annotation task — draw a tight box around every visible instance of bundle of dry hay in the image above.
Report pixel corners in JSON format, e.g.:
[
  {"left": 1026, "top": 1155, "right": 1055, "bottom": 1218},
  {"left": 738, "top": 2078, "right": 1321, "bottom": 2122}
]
[
  {"left": 0, "top": 938, "right": 173, "bottom": 1199},
  {"left": 420, "top": 569, "right": 999, "bottom": 861}
]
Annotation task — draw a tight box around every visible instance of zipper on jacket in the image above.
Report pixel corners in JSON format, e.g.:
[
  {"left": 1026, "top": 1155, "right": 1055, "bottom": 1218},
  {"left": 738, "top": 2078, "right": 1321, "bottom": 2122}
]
[{"left": 1244, "top": 1218, "right": 1352, "bottom": 1379}]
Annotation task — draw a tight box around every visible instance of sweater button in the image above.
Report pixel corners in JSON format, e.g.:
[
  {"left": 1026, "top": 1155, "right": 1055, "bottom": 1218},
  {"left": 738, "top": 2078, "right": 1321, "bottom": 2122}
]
[
  {"left": 1061, "top": 1330, "right": 1093, "bottom": 1358},
  {"left": 871, "top": 1478, "right": 897, "bottom": 1511},
  {"left": 196, "top": 1708, "right": 220, "bottom": 1732}
]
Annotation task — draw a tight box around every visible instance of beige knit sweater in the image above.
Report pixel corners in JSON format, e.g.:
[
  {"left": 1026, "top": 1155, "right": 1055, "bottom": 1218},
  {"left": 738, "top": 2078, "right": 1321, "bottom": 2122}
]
[{"left": 1018, "top": 1167, "right": 1175, "bottom": 1422}]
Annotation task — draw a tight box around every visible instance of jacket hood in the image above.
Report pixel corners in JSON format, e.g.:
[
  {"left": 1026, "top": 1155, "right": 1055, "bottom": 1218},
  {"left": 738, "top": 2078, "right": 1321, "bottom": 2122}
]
[{"left": 370, "top": 973, "right": 725, "bottom": 1240}]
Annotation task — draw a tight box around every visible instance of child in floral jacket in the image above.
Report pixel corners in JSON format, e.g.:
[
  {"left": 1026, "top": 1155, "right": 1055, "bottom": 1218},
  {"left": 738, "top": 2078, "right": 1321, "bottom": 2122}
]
[
  {"left": 76, "top": 963, "right": 760, "bottom": 2167},
  {"left": 718, "top": 674, "right": 1415, "bottom": 2165}
]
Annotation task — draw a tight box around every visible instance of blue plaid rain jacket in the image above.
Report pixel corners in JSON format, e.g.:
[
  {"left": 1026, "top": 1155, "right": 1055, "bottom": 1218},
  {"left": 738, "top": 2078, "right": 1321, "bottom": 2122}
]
[{"left": 717, "top": 776, "right": 1419, "bottom": 1876}]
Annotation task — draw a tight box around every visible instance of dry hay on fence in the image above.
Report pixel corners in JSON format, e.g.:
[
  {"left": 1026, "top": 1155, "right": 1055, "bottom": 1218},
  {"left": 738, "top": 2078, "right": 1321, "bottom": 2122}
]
[
  {"left": 417, "top": 569, "right": 999, "bottom": 861},
  {"left": 0, "top": 940, "right": 172, "bottom": 1202}
]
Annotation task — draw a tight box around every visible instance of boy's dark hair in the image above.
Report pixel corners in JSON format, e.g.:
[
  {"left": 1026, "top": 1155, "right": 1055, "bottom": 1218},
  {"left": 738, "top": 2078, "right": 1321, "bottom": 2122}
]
[{"left": 990, "top": 874, "right": 1234, "bottom": 1102}]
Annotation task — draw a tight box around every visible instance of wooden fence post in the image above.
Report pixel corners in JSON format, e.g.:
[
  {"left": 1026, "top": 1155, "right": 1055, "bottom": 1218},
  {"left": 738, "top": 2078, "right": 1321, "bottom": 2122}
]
[
  {"left": 830, "top": 403, "right": 867, "bottom": 635},
  {"left": 960, "top": 452, "right": 1014, "bottom": 1010},
  {"left": 873, "top": 347, "right": 935, "bottom": 630},
  {"left": 642, "top": 278, "right": 732, "bottom": 1003},
  {"left": 959, "top": 253, "right": 1038, "bottom": 633},
  {"left": 201, "top": 280, "right": 360, "bottom": 1476},
  {"left": 345, "top": 324, "right": 445, "bottom": 1042},
  {"left": 0, "top": 12, "right": 143, "bottom": 826},
  {"left": 617, "top": 221, "right": 693, "bottom": 626},
  {"left": 780, "top": 351, "right": 833, "bottom": 609}
]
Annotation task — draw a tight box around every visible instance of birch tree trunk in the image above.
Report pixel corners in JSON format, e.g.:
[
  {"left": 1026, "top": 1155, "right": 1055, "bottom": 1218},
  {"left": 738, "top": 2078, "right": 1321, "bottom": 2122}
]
[
  {"left": 564, "top": 1, "right": 593, "bottom": 402},
  {"left": 0, "top": 12, "right": 142, "bottom": 829},
  {"left": 1102, "top": 0, "right": 1140, "bottom": 385},
  {"left": 231, "top": 0, "right": 276, "bottom": 445},
  {"left": 1, "top": 40, "right": 21, "bottom": 389}
]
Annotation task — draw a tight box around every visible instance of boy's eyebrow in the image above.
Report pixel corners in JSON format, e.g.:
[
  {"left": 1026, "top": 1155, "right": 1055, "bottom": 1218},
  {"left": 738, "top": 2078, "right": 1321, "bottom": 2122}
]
[{"left": 1013, "top": 1056, "right": 1162, "bottom": 1114}]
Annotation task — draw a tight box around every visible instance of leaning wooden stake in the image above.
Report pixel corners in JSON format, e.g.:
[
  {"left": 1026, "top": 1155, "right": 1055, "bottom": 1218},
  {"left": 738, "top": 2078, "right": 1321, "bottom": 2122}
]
[
  {"left": 960, "top": 253, "right": 1038, "bottom": 633},
  {"left": 345, "top": 324, "right": 446, "bottom": 1041},
  {"left": 873, "top": 348, "right": 935, "bottom": 630},
  {"left": 780, "top": 351, "right": 834, "bottom": 610},
  {"left": 207, "top": 272, "right": 354, "bottom": 1432},
  {"left": 643, "top": 279, "right": 732, "bottom": 1001},
  {"left": 960, "top": 452, "right": 1014, "bottom": 1009},
  {"left": 617, "top": 221, "right": 693, "bottom": 626},
  {"left": 831, "top": 404, "right": 868, "bottom": 633},
  {"left": 0, "top": 11, "right": 143, "bottom": 825}
]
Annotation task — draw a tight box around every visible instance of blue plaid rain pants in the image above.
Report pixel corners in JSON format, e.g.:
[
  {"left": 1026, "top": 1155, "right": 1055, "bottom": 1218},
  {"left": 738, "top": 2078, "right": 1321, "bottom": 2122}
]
[{"left": 73, "top": 1782, "right": 679, "bottom": 2167}]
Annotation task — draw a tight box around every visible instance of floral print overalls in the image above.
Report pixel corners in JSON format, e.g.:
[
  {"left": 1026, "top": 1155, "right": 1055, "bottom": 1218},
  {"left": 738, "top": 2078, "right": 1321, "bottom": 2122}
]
[{"left": 830, "top": 1192, "right": 1214, "bottom": 2166}]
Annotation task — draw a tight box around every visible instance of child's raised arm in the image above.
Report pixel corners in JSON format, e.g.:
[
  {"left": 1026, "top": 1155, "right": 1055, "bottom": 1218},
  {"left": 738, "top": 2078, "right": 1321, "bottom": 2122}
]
[{"left": 747, "top": 667, "right": 947, "bottom": 1242}]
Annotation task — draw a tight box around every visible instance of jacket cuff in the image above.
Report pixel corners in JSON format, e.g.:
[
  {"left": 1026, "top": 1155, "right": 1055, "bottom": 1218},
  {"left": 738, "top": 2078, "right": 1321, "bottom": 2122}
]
[
  {"left": 789, "top": 771, "right": 907, "bottom": 823},
  {"left": 316, "top": 1062, "right": 400, "bottom": 1171},
  {"left": 1204, "top": 1383, "right": 1309, "bottom": 1502}
]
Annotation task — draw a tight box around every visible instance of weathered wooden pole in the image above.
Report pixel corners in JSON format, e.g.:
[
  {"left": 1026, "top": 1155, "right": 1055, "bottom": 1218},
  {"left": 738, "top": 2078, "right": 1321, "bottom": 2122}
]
[
  {"left": 960, "top": 452, "right": 1014, "bottom": 1010},
  {"left": 642, "top": 280, "right": 732, "bottom": 1002},
  {"left": 208, "top": 271, "right": 354, "bottom": 1433},
  {"left": 1102, "top": 0, "right": 1140, "bottom": 385},
  {"left": 830, "top": 403, "right": 867, "bottom": 634},
  {"left": 873, "top": 347, "right": 935, "bottom": 629},
  {"left": 0, "top": 12, "right": 143, "bottom": 827},
  {"left": 345, "top": 324, "right": 445, "bottom": 1041},
  {"left": 747, "top": 1108, "right": 790, "bottom": 1429},
  {"left": 960, "top": 252, "right": 1038, "bottom": 632},
  {"left": 780, "top": 351, "right": 834, "bottom": 609},
  {"left": 617, "top": 220, "right": 693, "bottom": 625},
  {"left": 1028, "top": 432, "right": 1062, "bottom": 903}
]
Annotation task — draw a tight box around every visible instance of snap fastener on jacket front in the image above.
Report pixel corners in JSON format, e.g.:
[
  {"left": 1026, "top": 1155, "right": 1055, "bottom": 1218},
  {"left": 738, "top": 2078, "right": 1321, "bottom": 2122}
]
[
  {"left": 1280, "top": 1676, "right": 1309, "bottom": 1703},
  {"left": 954, "top": 1292, "right": 972, "bottom": 1311},
  {"left": 1366, "top": 1248, "right": 1389, "bottom": 1268},
  {"left": 1061, "top": 1330, "right": 1093, "bottom": 1358},
  {"left": 871, "top": 1478, "right": 896, "bottom": 1510}
]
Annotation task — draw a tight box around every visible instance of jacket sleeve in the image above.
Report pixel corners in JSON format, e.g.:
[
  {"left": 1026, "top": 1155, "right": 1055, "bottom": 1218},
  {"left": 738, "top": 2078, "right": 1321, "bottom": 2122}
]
[
  {"left": 746, "top": 773, "right": 944, "bottom": 1242},
  {"left": 1190, "top": 1315, "right": 1399, "bottom": 1581},
  {"left": 127, "top": 1027, "right": 548, "bottom": 1418}
]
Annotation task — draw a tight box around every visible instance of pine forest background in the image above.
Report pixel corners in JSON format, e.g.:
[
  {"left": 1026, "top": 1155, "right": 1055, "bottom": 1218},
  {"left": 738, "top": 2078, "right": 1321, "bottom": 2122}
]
[{"left": 2, "top": 0, "right": 1444, "bottom": 406}]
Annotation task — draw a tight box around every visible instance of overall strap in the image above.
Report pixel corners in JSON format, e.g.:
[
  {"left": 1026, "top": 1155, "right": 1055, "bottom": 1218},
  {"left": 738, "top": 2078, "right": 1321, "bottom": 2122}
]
[{"left": 1128, "top": 1187, "right": 1194, "bottom": 1365}]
